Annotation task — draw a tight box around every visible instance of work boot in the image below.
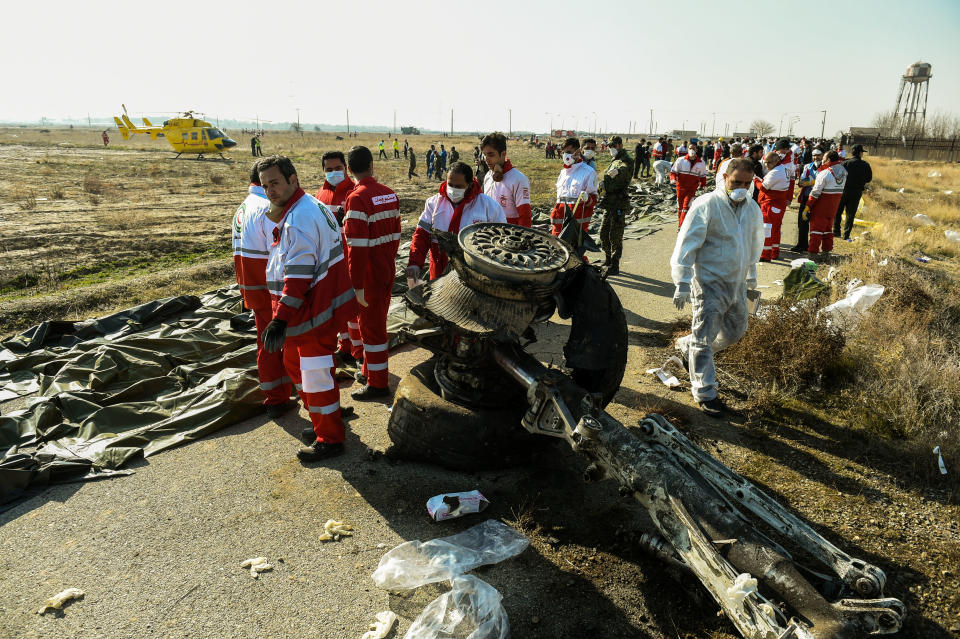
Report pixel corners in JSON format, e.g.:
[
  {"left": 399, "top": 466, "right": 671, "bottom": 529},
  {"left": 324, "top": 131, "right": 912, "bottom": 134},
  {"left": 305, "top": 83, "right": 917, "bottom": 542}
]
[
  {"left": 698, "top": 397, "right": 724, "bottom": 418},
  {"left": 265, "top": 400, "right": 296, "bottom": 419},
  {"left": 300, "top": 408, "right": 356, "bottom": 443},
  {"left": 354, "top": 371, "right": 367, "bottom": 385},
  {"left": 335, "top": 349, "right": 357, "bottom": 367},
  {"left": 602, "top": 261, "right": 620, "bottom": 277},
  {"left": 297, "top": 440, "right": 345, "bottom": 462},
  {"left": 351, "top": 384, "right": 391, "bottom": 401}
]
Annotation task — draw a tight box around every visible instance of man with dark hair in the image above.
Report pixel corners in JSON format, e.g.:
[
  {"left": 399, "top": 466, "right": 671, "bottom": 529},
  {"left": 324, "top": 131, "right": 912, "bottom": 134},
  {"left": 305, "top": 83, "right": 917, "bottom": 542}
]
[
  {"left": 835, "top": 144, "right": 872, "bottom": 240},
  {"left": 393, "top": 138, "right": 400, "bottom": 159},
  {"left": 670, "top": 142, "right": 707, "bottom": 227},
  {"left": 641, "top": 141, "right": 652, "bottom": 177},
  {"left": 406, "top": 162, "right": 506, "bottom": 282},
  {"left": 426, "top": 145, "right": 436, "bottom": 179},
  {"left": 432, "top": 151, "right": 443, "bottom": 182},
  {"left": 481, "top": 131, "right": 532, "bottom": 227},
  {"left": 440, "top": 144, "right": 448, "bottom": 172},
  {"left": 449, "top": 145, "right": 460, "bottom": 164},
  {"left": 233, "top": 160, "right": 292, "bottom": 417},
  {"left": 550, "top": 137, "right": 598, "bottom": 236},
  {"left": 258, "top": 155, "right": 358, "bottom": 462},
  {"left": 343, "top": 146, "right": 401, "bottom": 401},
  {"left": 408, "top": 146, "right": 417, "bottom": 180},
  {"left": 791, "top": 148, "right": 823, "bottom": 252},
  {"left": 808, "top": 150, "right": 848, "bottom": 257},
  {"left": 317, "top": 150, "right": 361, "bottom": 365},
  {"left": 378, "top": 140, "right": 387, "bottom": 160},
  {"left": 671, "top": 157, "right": 763, "bottom": 418},
  {"left": 774, "top": 137, "right": 796, "bottom": 203},
  {"left": 633, "top": 140, "right": 644, "bottom": 178},
  {"left": 581, "top": 138, "right": 598, "bottom": 170},
  {"left": 598, "top": 135, "right": 633, "bottom": 276},
  {"left": 754, "top": 151, "right": 790, "bottom": 261}
]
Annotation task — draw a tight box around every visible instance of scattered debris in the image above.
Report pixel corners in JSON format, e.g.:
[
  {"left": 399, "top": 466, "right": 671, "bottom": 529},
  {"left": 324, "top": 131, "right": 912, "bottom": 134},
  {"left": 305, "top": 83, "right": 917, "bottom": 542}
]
[
  {"left": 789, "top": 258, "right": 816, "bottom": 271},
  {"left": 404, "top": 575, "right": 509, "bottom": 639},
  {"left": 240, "top": 557, "right": 273, "bottom": 579},
  {"left": 945, "top": 230, "right": 960, "bottom": 243},
  {"left": 945, "top": 190, "right": 954, "bottom": 195},
  {"left": 819, "top": 284, "right": 885, "bottom": 328},
  {"left": 933, "top": 446, "right": 948, "bottom": 475},
  {"left": 427, "top": 490, "right": 490, "bottom": 522},
  {"left": 319, "top": 519, "right": 354, "bottom": 542},
  {"left": 725, "top": 573, "right": 757, "bottom": 606},
  {"left": 917, "top": 255, "right": 932, "bottom": 263},
  {"left": 897, "top": 187, "right": 905, "bottom": 194},
  {"left": 37, "top": 588, "right": 84, "bottom": 614},
  {"left": 772, "top": 279, "right": 784, "bottom": 286},
  {"left": 913, "top": 213, "right": 936, "bottom": 226},
  {"left": 645, "top": 356, "right": 683, "bottom": 388},
  {"left": 928, "top": 171, "right": 942, "bottom": 178},
  {"left": 360, "top": 610, "right": 398, "bottom": 639}
]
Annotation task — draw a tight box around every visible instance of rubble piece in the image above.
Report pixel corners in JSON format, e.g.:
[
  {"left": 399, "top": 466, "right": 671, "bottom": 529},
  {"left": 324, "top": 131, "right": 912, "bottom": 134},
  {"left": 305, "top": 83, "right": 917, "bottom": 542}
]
[
  {"left": 240, "top": 557, "right": 273, "bottom": 578},
  {"left": 427, "top": 490, "right": 490, "bottom": 522},
  {"left": 372, "top": 519, "right": 529, "bottom": 590},
  {"left": 645, "top": 356, "right": 683, "bottom": 388},
  {"left": 319, "top": 519, "right": 354, "bottom": 542},
  {"left": 404, "top": 575, "right": 508, "bottom": 639},
  {"left": 37, "top": 588, "right": 84, "bottom": 614},
  {"left": 725, "top": 573, "right": 758, "bottom": 605},
  {"left": 934, "top": 446, "right": 948, "bottom": 475},
  {"left": 360, "top": 610, "right": 398, "bottom": 639},
  {"left": 913, "top": 213, "right": 935, "bottom": 226},
  {"left": 945, "top": 230, "right": 960, "bottom": 243}
]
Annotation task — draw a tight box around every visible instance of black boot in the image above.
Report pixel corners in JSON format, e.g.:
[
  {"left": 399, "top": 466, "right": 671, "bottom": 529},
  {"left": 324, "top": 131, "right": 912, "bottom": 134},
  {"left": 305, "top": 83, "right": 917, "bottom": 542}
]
[
  {"left": 351, "top": 384, "right": 391, "bottom": 401},
  {"left": 602, "top": 260, "right": 620, "bottom": 277},
  {"left": 698, "top": 397, "right": 724, "bottom": 418},
  {"left": 297, "top": 440, "right": 345, "bottom": 462},
  {"left": 265, "top": 400, "right": 296, "bottom": 419},
  {"left": 300, "top": 407, "right": 356, "bottom": 443}
]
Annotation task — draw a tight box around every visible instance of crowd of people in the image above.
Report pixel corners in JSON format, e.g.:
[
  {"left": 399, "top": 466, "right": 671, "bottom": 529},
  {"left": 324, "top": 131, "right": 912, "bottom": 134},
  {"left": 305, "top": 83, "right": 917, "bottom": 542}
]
[{"left": 232, "top": 130, "right": 873, "bottom": 458}]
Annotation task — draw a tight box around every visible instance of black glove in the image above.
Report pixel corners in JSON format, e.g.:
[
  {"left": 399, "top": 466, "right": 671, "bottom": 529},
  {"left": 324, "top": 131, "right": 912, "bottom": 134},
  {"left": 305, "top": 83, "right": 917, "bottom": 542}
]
[{"left": 262, "top": 319, "right": 288, "bottom": 353}]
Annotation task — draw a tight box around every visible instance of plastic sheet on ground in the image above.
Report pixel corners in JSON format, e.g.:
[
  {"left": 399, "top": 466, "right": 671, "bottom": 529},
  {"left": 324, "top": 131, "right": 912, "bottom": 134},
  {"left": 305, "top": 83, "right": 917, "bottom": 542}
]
[
  {"left": 0, "top": 286, "right": 421, "bottom": 508},
  {"left": 371, "top": 519, "right": 529, "bottom": 590},
  {"left": 404, "top": 575, "right": 509, "bottom": 639},
  {"left": 818, "top": 284, "right": 885, "bottom": 328}
]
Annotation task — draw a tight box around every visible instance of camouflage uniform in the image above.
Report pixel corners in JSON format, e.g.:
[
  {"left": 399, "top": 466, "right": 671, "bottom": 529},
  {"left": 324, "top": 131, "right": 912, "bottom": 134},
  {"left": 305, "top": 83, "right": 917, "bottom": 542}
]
[
  {"left": 450, "top": 149, "right": 460, "bottom": 164},
  {"left": 433, "top": 153, "right": 443, "bottom": 180},
  {"left": 599, "top": 149, "right": 634, "bottom": 268}
]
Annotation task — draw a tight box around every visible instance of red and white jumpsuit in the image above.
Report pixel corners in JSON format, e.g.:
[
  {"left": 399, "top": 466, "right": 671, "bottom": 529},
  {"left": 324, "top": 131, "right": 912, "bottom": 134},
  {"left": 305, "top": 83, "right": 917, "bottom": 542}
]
[
  {"left": 754, "top": 164, "right": 790, "bottom": 260},
  {"left": 778, "top": 150, "right": 797, "bottom": 202},
  {"left": 483, "top": 160, "right": 532, "bottom": 227},
  {"left": 266, "top": 189, "right": 358, "bottom": 443},
  {"left": 550, "top": 160, "right": 598, "bottom": 235},
  {"left": 807, "top": 161, "right": 848, "bottom": 254},
  {"left": 712, "top": 146, "right": 722, "bottom": 172},
  {"left": 317, "top": 178, "right": 361, "bottom": 360},
  {"left": 344, "top": 177, "right": 401, "bottom": 390},
  {"left": 233, "top": 184, "right": 290, "bottom": 406},
  {"left": 409, "top": 179, "right": 506, "bottom": 279},
  {"left": 669, "top": 154, "right": 707, "bottom": 228}
]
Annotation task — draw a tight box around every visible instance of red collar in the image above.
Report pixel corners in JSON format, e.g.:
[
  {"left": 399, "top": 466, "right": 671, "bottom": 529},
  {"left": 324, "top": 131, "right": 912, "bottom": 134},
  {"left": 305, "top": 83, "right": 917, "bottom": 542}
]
[
  {"left": 502, "top": 159, "right": 514, "bottom": 174},
  {"left": 271, "top": 188, "right": 305, "bottom": 245},
  {"left": 818, "top": 159, "right": 841, "bottom": 172},
  {"left": 440, "top": 178, "right": 482, "bottom": 234},
  {"left": 356, "top": 176, "right": 377, "bottom": 187}
]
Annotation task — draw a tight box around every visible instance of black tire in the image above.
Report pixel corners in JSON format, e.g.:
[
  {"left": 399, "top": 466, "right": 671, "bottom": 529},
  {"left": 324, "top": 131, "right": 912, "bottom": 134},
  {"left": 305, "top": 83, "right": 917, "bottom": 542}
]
[{"left": 387, "top": 358, "right": 549, "bottom": 471}]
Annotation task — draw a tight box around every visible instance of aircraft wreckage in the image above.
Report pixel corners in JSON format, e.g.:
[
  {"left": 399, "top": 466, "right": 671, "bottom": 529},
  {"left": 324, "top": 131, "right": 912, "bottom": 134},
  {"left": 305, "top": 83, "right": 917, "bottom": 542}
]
[{"left": 387, "top": 222, "right": 905, "bottom": 639}]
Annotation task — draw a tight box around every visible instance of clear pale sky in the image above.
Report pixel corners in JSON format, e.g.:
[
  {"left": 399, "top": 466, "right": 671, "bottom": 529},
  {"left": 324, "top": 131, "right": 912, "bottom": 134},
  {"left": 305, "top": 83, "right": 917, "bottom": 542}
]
[{"left": 4, "top": 0, "right": 958, "bottom": 136}]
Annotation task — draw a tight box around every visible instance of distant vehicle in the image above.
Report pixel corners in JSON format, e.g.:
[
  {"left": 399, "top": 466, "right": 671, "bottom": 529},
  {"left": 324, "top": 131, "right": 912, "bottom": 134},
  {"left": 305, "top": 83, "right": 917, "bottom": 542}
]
[
  {"left": 112, "top": 105, "right": 237, "bottom": 159},
  {"left": 401, "top": 126, "right": 421, "bottom": 135}
]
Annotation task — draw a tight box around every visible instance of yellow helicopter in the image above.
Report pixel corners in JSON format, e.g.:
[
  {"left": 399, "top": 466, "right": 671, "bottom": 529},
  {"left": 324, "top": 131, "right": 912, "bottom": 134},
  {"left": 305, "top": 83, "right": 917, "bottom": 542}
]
[{"left": 113, "top": 105, "right": 237, "bottom": 160}]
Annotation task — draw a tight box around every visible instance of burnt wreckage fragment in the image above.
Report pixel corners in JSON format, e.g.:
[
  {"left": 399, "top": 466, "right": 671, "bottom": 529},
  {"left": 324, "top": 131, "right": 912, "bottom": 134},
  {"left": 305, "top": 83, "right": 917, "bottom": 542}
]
[{"left": 390, "top": 222, "right": 904, "bottom": 639}]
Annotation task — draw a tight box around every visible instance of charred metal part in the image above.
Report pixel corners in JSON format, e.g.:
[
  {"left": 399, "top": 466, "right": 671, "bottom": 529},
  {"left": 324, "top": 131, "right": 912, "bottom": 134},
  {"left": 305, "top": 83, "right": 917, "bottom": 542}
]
[{"left": 390, "top": 223, "right": 905, "bottom": 639}]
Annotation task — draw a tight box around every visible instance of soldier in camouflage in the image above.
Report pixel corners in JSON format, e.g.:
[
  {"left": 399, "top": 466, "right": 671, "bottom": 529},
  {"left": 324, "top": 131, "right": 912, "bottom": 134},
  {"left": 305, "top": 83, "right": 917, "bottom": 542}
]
[{"left": 599, "top": 135, "right": 633, "bottom": 276}]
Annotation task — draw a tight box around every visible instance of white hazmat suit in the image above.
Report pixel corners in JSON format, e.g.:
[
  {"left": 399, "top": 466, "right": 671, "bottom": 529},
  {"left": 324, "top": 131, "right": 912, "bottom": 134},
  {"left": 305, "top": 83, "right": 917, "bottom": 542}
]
[
  {"left": 653, "top": 160, "right": 672, "bottom": 184},
  {"left": 670, "top": 188, "right": 764, "bottom": 402}
]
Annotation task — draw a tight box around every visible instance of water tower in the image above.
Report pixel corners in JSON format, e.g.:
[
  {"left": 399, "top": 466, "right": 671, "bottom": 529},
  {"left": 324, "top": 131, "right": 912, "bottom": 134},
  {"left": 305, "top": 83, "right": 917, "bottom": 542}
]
[{"left": 893, "top": 61, "right": 932, "bottom": 132}]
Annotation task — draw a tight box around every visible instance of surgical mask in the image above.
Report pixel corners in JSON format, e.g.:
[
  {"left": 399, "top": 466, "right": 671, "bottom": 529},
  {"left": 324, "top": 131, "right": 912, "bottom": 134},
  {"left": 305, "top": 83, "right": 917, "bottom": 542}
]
[
  {"left": 562, "top": 152, "right": 575, "bottom": 166},
  {"left": 688, "top": 150, "right": 697, "bottom": 158},
  {"left": 727, "top": 188, "right": 748, "bottom": 202},
  {"left": 446, "top": 185, "right": 466, "bottom": 203},
  {"left": 609, "top": 148, "right": 618, "bottom": 158},
  {"left": 777, "top": 151, "right": 786, "bottom": 159},
  {"left": 582, "top": 149, "right": 595, "bottom": 160},
  {"left": 325, "top": 170, "right": 345, "bottom": 186}
]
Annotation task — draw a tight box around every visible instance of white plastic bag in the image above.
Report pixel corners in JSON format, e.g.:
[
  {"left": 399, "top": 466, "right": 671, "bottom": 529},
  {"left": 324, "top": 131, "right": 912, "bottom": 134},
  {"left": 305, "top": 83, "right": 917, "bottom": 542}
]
[
  {"left": 945, "top": 230, "right": 960, "bottom": 243},
  {"left": 372, "top": 520, "right": 529, "bottom": 590},
  {"left": 819, "top": 284, "right": 885, "bottom": 328},
  {"left": 913, "top": 214, "right": 935, "bottom": 226},
  {"left": 404, "top": 575, "right": 509, "bottom": 639}
]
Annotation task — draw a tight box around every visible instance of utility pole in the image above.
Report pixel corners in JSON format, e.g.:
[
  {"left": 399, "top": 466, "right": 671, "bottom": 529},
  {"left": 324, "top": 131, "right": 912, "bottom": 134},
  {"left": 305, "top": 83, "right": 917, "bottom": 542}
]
[
  {"left": 346, "top": 108, "right": 350, "bottom": 135},
  {"left": 393, "top": 109, "right": 396, "bottom": 135},
  {"left": 711, "top": 112, "right": 716, "bottom": 137},
  {"left": 296, "top": 108, "right": 301, "bottom": 133},
  {"left": 820, "top": 110, "right": 827, "bottom": 139},
  {"left": 508, "top": 108, "right": 512, "bottom": 136},
  {"left": 451, "top": 108, "right": 454, "bottom": 135},
  {"left": 649, "top": 109, "right": 653, "bottom": 135}
]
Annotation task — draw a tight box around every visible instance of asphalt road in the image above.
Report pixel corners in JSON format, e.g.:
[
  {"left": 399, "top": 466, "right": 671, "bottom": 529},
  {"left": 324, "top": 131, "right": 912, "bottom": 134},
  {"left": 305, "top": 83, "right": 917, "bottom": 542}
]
[{"left": 0, "top": 206, "right": 802, "bottom": 639}]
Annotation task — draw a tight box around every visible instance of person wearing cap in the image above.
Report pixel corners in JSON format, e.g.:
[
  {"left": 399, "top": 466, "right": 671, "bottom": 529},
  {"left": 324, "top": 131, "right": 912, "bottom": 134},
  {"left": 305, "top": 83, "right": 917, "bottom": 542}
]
[
  {"left": 598, "top": 135, "right": 633, "bottom": 276},
  {"left": 835, "top": 145, "right": 872, "bottom": 240},
  {"left": 791, "top": 148, "right": 823, "bottom": 252}
]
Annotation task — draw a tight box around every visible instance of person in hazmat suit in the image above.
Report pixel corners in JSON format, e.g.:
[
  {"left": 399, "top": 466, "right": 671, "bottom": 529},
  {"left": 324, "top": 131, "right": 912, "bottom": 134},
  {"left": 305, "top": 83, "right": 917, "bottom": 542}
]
[{"left": 670, "top": 157, "right": 764, "bottom": 417}]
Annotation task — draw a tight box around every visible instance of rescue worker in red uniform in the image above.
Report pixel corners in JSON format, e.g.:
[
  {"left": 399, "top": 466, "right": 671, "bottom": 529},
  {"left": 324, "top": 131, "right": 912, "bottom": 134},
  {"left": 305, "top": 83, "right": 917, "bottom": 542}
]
[
  {"left": 754, "top": 152, "right": 790, "bottom": 261},
  {"left": 315, "top": 150, "right": 362, "bottom": 366},
  {"left": 343, "top": 146, "right": 401, "bottom": 401},
  {"left": 258, "top": 156, "right": 358, "bottom": 462},
  {"left": 774, "top": 138, "right": 796, "bottom": 202},
  {"left": 669, "top": 144, "right": 707, "bottom": 227},
  {"left": 549, "top": 137, "right": 598, "bottom": 236},
  {"left": 233, "top": 161, "right": 293, "bottom": 417},
  {"left": 481, "top": 132, "right": 532, "bottom": 227},
  {"left": 406, "top": 162, "right": 506, "bottom": 281},
  {"left": 806, "top": 150, "right": 848, "bottom": 258}
]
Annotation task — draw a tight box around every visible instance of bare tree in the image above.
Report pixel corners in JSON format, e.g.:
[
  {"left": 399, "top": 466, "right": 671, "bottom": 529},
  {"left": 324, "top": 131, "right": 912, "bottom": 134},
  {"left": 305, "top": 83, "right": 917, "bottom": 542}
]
[
  {"left": 871, "top": 110, "right": 899, "bottom": 136},
  {"left": 749, "top": 119, "right": 775, "bottom": 137},
  {"left": 926, "top": 111, "right": 960, "bottom": 139}
]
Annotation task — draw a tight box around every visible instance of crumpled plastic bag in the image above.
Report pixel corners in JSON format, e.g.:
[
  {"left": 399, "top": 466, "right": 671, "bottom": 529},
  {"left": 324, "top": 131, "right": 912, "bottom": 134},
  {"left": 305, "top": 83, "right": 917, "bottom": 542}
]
[
  {"left": 361, "top": 610, "right": 398, "bottom": 639},
  {"left": 372, "top": 519, "right": 529, "bottom": 590},
  {"left": 646, "top": 356, "right": 683, "bottom": 388},
  {"left": 913, "top": 213, "right": 935, "bottom": 226},
  {"left": 725, "top": 573, "right": 758, "bottom": 606},
  {"left": 945, "top": 230, "right": 960, "bottom": 243},
  {"left": 404, "top": 575, "right": 509, "bottom": 639},
  {"left": 819, "top": 284, "right": 884, "bottom": 328}
]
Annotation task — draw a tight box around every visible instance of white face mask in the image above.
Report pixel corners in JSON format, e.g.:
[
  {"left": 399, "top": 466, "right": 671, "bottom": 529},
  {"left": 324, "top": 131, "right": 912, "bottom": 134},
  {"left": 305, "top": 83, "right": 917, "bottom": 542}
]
[
  {"left": 446, "top": 185, "right": 467, "bottom": 203},
  {"left": 562, "top": 152, "right": 575, "bottom": 166},
  {"left": 325, "top": 170, "right": 345, "bottom": 186},
  {"left": 688, "top": 150, "right": 697, "bottom": 158},
  {"left": 582, "top": 149, "right": 595, "bottom": 160},
  {"left": 727, "top": 187, "right": 748, "bottom": 203},
  {"left": 609, "top": 147, "right": 618, "bottom": 158}
]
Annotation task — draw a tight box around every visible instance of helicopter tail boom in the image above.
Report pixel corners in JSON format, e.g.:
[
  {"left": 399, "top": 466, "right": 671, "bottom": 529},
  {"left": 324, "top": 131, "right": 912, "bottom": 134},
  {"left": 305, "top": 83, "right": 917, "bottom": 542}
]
[{"left": 113, "top": 117, "right": 130, "bottom": 141}]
